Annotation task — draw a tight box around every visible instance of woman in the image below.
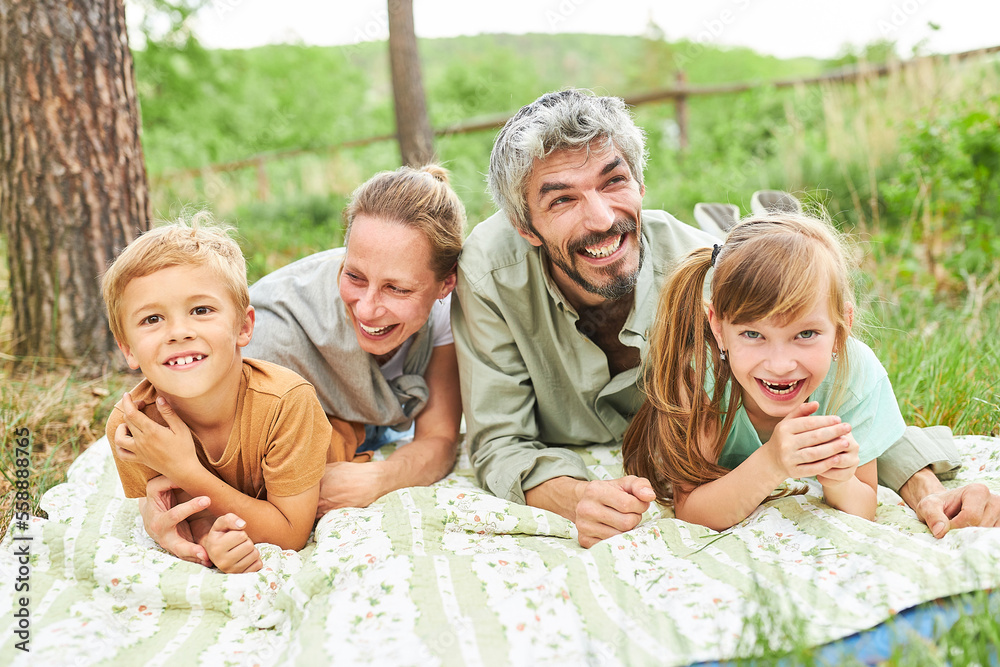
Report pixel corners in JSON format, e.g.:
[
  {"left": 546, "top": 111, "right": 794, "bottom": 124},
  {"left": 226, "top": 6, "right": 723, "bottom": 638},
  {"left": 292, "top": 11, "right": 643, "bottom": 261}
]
[
  {"left": 244, "top": 164, "right": 465, "bottom": 513},
  {"left": 137, "top": 166, "right": 465, "bottom": 560}
]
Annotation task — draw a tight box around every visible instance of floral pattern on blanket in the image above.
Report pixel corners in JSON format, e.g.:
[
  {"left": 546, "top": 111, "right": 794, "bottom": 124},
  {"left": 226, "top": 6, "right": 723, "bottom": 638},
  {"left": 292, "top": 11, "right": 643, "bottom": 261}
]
[{"left": 2, "top": 436, "right": 999, "bottom": 665}]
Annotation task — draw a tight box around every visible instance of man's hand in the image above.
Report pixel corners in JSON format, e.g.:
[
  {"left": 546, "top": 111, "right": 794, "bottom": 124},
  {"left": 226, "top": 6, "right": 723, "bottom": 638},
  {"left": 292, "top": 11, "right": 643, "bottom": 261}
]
[
  {"left": 574, "top": 476, "right": 657, "bottom": 548},
  {"left": 913, "top": 482, "right": 1000, "bottom": 538},
  {"left": 525, "top": 475, "right": 656, "bottom": 548},
  {"left": 203, "top": 514, "right": 263, "bottom": 574},
  {"left": 315, "top": 461, "right": 389, "bottom": 517},
  {"left": 115, "top": 393, "right": 197, "bottom": 477},
  {"left": 140, "top": 475, "right": 211, "bottom": 567}
]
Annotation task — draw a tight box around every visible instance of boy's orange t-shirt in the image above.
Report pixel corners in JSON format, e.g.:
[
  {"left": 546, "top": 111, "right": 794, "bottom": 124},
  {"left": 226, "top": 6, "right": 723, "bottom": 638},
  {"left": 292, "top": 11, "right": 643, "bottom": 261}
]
[{"left": 106, "top": 358, "right": 361, "bottom": 499}]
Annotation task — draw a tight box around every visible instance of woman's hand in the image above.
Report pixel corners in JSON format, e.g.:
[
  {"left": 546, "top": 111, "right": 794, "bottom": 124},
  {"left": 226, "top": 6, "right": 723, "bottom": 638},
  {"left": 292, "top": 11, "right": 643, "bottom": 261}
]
[
  {"left": 316, "top": 461, "right": 390, "bottom": 517},
  {"left": 139, "top": 475, "right": 211, "bottom": 567}
]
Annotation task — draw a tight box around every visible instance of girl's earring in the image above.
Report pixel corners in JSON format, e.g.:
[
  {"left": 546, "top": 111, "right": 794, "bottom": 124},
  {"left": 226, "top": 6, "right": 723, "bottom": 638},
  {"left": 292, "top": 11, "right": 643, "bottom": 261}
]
[
  {"left": 720, "top": 349, "right": 727, "bottom": 361},
  {"left": 832, "top": 350, "right": 838, "bottom": 361}
]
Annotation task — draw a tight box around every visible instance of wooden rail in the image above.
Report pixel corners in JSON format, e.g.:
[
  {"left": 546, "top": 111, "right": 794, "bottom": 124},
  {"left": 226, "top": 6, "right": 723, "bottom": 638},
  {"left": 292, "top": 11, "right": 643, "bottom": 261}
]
[{"left": 153, "top": 44, "right": 1000, "bottom": 199}]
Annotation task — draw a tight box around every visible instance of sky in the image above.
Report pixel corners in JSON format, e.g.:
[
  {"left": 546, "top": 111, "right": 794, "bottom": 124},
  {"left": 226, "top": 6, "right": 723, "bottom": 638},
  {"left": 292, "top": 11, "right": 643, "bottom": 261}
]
[{"left": 171, "top": 0, "right": 1000, "bottom": 60}]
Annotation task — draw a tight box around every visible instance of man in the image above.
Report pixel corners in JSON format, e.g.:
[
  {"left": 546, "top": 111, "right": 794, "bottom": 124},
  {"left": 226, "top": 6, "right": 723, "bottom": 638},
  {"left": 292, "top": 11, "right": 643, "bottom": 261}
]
[{"left": 452, "top": 88, "right": 999, "bottom": 547}]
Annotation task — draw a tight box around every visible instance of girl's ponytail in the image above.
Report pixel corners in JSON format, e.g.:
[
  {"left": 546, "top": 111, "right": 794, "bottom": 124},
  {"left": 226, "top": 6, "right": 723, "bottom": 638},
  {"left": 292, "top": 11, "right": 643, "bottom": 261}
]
[{"left": 623, "top": 247, "right": 733, "bottom": 504}]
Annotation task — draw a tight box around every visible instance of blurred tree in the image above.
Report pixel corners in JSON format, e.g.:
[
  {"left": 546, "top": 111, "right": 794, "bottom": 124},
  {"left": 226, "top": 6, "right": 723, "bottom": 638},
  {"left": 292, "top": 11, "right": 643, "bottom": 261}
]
[
  {"left": 387, "top": 0, "right": 434, "bottom": 165},
  {"left": 0, "top": 0, "right": 150, "bottom": 375}
]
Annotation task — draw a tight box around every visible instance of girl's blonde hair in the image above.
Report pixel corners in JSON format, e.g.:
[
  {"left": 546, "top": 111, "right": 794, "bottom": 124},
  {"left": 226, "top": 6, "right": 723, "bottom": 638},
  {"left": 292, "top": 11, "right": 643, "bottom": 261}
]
[
  {"left": 344, "top": 164, "right": 465, "bottom": 281},
  {"left": 102, "top": 213, "right": 249, "bottom": 345},
  {"left": 622, "top": 212, "right": 856, "bottom": 505}
]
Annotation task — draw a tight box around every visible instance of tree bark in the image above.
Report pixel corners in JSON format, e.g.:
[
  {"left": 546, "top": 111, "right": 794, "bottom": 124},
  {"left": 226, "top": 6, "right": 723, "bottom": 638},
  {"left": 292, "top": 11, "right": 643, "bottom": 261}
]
[
  {"left": 0, "top": 0, "right": 150, "bottom": 375},
  {"left": 387, "top": 0, "right": 435, "bottom": 166}
]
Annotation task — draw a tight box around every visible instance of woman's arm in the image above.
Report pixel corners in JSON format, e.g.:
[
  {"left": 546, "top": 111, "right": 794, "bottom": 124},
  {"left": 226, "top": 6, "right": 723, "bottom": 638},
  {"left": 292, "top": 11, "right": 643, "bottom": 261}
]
[{"left": 316, "top": 344, "right": 462, "bottom": 512}]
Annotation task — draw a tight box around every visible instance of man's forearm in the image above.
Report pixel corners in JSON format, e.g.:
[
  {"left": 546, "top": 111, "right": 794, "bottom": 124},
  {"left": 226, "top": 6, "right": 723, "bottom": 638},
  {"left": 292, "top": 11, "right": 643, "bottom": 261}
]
[
  {"left": 524, "top": 476, "right": 587, "bottom": 522},
  {"left": 898, "top": 466, "right": 945, "bottom": 511}
]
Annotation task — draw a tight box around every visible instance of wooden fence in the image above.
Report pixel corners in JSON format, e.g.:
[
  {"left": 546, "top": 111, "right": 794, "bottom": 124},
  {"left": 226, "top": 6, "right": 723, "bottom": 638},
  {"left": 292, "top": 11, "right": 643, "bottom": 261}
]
[{"left": 153, "top": 44, "right": 1000, "bottom": 201}]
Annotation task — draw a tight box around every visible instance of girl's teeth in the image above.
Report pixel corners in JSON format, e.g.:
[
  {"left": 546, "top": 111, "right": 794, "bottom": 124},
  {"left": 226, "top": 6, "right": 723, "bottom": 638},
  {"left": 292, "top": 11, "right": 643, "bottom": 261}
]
[
  {"left": 762, "top": 379, "right": 799, "bottom": 395},
  {"left": 583, "top": 235, "right": 623, "bottom": 258}
]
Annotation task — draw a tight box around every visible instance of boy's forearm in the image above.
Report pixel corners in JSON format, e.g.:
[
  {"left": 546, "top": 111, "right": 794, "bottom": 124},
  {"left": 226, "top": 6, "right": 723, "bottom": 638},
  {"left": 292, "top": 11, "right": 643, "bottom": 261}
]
[{"left": 171, "top": 466, "right": 313, "bottom": 549}]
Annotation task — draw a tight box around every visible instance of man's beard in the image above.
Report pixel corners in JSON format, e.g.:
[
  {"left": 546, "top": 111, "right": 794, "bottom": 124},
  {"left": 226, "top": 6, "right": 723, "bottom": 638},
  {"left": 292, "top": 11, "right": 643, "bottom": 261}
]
[{"left": 534, "top": 217, "right": 644, "bottom": 301}]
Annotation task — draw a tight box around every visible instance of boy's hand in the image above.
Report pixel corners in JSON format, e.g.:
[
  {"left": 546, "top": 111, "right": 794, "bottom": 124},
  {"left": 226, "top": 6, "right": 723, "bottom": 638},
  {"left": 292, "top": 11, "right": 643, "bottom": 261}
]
[
  {"left": 203, "top": 514, "right": 263, "bottom": 574},
  {"left": 140, "top": 475, "right": 211, "bottom": 567},
  {"left": 764, "top": 401, "right": 853, "bottom": 480},
  {"left": 115, "top": 393, "right": 197, "bottom": 477}
]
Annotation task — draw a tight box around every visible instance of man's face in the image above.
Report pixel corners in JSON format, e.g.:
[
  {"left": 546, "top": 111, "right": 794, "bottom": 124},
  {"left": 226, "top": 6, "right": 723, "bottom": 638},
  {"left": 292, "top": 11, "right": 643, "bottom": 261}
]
[{"left": 519, "top": 142, "right": 645, "bottom": 309}]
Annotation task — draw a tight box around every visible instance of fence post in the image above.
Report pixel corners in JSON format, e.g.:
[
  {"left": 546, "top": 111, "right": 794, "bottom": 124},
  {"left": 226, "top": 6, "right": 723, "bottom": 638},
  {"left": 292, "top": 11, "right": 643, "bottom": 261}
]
[
  {"left": 255, "top": 157, "right": 270, "bottom": 202},
  {"left": 675, "top": 70, "right": 688, "bottom": 153}
]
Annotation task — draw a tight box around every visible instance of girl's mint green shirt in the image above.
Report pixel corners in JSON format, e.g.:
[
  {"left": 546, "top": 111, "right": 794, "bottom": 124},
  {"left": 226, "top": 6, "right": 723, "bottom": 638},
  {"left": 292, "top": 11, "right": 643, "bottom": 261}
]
[{"left": 715, "top": 337, "right": 906, "bottom": 470}]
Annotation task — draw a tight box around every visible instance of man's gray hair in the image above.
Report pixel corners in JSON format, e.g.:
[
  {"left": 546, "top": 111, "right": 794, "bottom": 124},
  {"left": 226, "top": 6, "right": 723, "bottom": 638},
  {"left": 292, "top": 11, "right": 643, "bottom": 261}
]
[{"left": 488, "top": 89, "right": 647, "bottom": 234}]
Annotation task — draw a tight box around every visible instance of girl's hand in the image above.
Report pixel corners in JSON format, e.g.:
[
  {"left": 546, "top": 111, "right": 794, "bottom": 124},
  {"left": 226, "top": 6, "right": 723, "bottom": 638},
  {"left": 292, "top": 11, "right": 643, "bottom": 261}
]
[
  {"left": 764, "top": 401, "right": 853, "bottom": 481},
  {"left": 814, "top": 432, "right": 860, "bottom": 488}
]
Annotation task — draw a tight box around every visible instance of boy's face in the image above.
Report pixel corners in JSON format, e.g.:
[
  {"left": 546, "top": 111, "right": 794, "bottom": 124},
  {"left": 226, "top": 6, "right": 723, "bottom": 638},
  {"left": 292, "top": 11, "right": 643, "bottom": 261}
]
[{"left": 116, "top": 264, "right": 254, "bottom": 403}]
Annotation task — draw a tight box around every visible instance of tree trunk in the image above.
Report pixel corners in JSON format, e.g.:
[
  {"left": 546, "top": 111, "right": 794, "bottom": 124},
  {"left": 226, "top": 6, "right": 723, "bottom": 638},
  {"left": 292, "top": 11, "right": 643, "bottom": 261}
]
[
  {"left": 387, "top": 0, "right": 435, "bottom": 166},
  {"left": 0, "top": 0, "right": 150, "bottom": 376}
]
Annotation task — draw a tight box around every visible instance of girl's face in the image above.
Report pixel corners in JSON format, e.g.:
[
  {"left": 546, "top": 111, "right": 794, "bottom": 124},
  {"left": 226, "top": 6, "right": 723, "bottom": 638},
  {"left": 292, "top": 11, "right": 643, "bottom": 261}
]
[
  {"left": 709, "top": 297, "right": 850, "bottom": 435},
  {"left": 339, "top": 215, "right": 456, "bottom": 359}
]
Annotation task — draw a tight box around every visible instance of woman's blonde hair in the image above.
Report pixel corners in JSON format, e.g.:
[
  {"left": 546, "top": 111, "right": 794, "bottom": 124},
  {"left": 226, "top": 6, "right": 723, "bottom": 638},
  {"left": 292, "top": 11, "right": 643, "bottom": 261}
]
[
  {"left": 102, "top": 213, "right": 249, "bottom": 344},
  {"left": 622, "top": 212, "right": 856, "bottom": 505},
  {"left": 343, "top": 164, "right": 465, "bottom": 280}
]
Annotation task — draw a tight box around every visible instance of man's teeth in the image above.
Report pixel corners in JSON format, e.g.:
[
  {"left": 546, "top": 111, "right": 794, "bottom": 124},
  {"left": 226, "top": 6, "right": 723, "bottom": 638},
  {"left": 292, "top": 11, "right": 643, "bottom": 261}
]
[
  {"left": 360, "top": 323, "right": 392, "bottom": 335},
  {"left": 762, "top": 379, "right": 799, "bottom": 395},
  {"left": 167, "top": 354, "right": 205, "bottom": 366},
  {"left": 582, "top": 235, "right": 623, "bottom": 258}
]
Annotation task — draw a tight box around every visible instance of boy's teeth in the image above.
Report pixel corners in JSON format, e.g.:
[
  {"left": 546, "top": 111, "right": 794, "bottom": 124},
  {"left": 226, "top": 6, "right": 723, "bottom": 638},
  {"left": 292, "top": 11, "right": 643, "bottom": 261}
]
[
  {"left": 762, "top": 379, "right": 799, "bottom": 395},
  {"left": 582, "top": 235, "right": 623, "bottom": 258},
  {"left": 167, "top": 354, "right": 205, "bottom": 366}
]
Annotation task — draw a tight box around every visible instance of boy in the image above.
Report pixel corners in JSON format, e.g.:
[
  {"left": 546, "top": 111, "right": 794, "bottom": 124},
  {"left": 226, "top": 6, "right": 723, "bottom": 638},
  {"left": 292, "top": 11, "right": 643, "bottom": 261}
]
[{"left": 102, "top": 217, "right": 338, "bottom": 573}]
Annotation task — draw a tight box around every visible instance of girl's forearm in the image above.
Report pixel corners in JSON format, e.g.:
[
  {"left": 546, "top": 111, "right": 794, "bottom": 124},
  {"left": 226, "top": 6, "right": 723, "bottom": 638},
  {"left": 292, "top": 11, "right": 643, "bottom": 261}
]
[
  {"left": 822, "top": 475, "right": 877, "bottom": 520},
  {"left": 675, "top": 450, "right": 787, "bottom": 530}
]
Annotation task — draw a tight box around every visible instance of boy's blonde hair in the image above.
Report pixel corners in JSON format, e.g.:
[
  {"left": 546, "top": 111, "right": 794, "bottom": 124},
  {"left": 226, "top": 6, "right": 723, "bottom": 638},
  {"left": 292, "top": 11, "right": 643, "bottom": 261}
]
[
  {"left": 623, "top": 211, "right": 856, "bottom": 505},
  {"left": 102, "top": 213, "right": 250, "bottom": 343}
]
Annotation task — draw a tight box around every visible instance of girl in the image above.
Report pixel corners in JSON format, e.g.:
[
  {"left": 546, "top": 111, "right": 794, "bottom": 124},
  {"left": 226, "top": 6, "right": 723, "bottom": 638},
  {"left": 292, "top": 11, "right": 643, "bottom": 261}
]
[{"left": 622, "top": 213, "right": 905, "bottom": 530}]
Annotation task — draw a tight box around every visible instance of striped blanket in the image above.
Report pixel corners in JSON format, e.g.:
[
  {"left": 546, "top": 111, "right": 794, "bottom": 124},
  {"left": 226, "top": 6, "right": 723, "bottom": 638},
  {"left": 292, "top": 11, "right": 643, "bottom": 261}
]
[{"left": 2, "top": 435, "right": 998, "bottom": 665}]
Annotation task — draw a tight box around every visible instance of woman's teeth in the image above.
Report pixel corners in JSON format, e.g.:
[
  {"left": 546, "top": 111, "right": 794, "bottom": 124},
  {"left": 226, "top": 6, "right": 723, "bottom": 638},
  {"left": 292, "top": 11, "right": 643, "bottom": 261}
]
[
  {"left": 582, "top": 235, "right": 623, "bottom": 258},
  {"left": 360, "top": 323, "right": 393, "bottom": 336},
  {"left": 167, "top": 354, "right": 205, "bottom": 366},
  {"left": 762, "top": 379, "right": 799, "bottom": 395}
]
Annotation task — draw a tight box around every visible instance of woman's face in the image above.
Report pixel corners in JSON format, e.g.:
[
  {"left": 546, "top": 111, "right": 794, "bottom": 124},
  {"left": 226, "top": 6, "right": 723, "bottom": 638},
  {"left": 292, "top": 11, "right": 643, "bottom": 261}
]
[{"left": 339, "top": 215, "right": 456, "bottom": 358}]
